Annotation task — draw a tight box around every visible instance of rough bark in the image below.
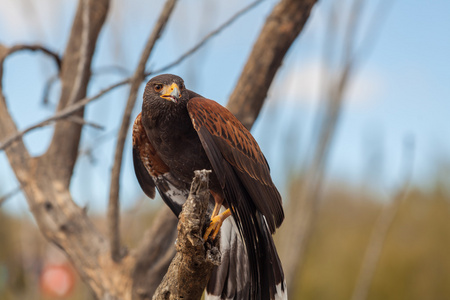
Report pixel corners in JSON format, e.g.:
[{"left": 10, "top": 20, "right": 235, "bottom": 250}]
[{"left": 152, "top": 170, "right": 221, "bottom": 300}]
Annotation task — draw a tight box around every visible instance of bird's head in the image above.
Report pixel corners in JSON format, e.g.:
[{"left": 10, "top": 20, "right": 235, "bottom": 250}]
[{"left": 144, "top": 74, "right": 186, "bottom": 105}]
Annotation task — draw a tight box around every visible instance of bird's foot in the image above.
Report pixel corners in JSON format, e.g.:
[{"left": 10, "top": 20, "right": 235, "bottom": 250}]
[
  {"left": 203, "top": 216, "right": 222, "bottom": 241},
  {"left": 203, "top": 209, "right": 231, "bottom": 241}
]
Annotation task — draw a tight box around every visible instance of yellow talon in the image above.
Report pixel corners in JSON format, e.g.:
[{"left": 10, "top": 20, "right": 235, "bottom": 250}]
[
  {"left": 203, "top": 215, "right": 222, "bottom": 240},
  {"left": 203, "top": 209, "right": 232, "bottom": 241}
]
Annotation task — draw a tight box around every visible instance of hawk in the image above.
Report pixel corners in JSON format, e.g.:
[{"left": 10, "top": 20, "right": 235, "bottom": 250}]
[{"left": 132, "top": 74, "right": 286, "bottom": 299}]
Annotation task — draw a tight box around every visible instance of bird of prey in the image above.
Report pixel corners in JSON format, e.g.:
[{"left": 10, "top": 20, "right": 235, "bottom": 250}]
[{"left": 132, "top": 74, "right": 286, "bottom": 300}]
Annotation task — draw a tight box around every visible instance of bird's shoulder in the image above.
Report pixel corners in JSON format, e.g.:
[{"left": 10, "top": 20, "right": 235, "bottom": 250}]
[
  {"left": 187, "top": 97, "right": 266, "bottom": 166},
  {"left": 132, "top": 113, "right": 170, "bottom": 177}
]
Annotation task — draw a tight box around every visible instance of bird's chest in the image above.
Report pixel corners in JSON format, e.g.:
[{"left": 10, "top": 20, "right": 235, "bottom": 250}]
[{"left": 144, "top": 113, "right": 212, "bottom": 184}]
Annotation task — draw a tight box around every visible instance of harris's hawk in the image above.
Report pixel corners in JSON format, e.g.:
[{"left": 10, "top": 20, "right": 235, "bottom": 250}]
[{"left": 132, "top": 74, "right": 286, "bottom": 300}]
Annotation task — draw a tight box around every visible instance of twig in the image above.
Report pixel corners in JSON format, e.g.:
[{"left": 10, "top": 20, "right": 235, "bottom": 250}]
[
  {"left": 108, "top": 0, "right": 179, "bottom": 262},
  {"left": 67, "top": 115, "right": 104, "bottom": 130},
  {"left": 41, "top": 74, "right": 59, "bottom": 106},
  {"left": 351, "top": 137, "right": 414, "bottom": 300},
  {"left": 0, "top": 44, "right": 61, "bottom": 99},
  {"left": 67, "top": 0, "right": 90, "bottom": 106},
  {"left": 144, "top": 0, "right": 265, "bottom": 77},
  {"left": 152, "top": 170, "right": 220, "bottom": 300},
  {"left": 94, "top": 65, "right": 130, "bottom": 77},
  {"left": 0, "top": 186, "right": 21, "bottom": 206},
  {"left": 4, "top": 44, "right": 61, "bottom": 70},
  {"left": 77, "top": 128, "right": 118, "bottom": 162}
]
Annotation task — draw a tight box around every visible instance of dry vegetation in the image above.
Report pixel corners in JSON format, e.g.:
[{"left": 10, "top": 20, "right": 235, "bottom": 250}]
[
  {"left": 290, "top": 182, "right": 450, "bottom": 300},
  {"left": 2, "top": 178, "right": 450, "bottom": 299}
]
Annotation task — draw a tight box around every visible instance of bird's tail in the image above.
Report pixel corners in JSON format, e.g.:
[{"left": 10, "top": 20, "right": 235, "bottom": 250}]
[{"left": 205, "top": 215, "right": 287, "bottom": 300}]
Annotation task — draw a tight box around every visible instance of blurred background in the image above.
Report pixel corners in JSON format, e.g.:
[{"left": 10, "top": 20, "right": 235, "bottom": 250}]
[{"left": 1, "top": 0, "right": 450, "bottom": 299}]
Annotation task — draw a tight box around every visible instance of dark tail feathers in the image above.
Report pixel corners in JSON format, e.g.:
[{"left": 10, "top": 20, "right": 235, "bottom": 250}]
[{"left": 205, "top": 215, "right": 286, "bottom": 300}]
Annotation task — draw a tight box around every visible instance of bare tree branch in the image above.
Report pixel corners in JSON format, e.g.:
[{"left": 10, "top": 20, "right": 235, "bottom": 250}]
[
  {"left": 1, "top": 63, "right": 127, "bottom": 299},
  {"left": 0, "top": 186, "right": 21, "bottom": 206},
  {"left": 43, "top": 0, "right": 109, "bottom": 187},
  {"left": 0, "top": 3, "right": 131, "bottom": 300},
  {"left": 41, "top": 74, "right": 59, "bottom": 106},
  {"left": 2, "top": 44, "right": 61, "bottom": 70},
  {"left": 227, "top": 0, "right": 318, "bottom": 129},
  {"left": 0, "top": 44, "right": 32, "bottom": 181},
  {"left": 152, "top": 170, "right": 220, "bottom": 300},
  {"left": 67, "top": 0, "right": 91, "bottom": 106},
  {"left": 67, "top": 115, "right": 105, "bottom": 130},
  {"left": 108, "top": 0, "right": 179, "bottom": 262},
  {"left": 351, "top": 137, "right": 414, "bottom": 300}
]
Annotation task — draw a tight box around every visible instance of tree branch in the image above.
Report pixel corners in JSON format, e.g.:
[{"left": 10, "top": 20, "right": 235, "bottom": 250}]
[
  {"left": 1, "top": 53, "right": 125, "bottom": 298},
  {"left": 0, "top": 44, "right": 32, "bottom": 182},
  {"left": 43, "top": 0, "right": 109, "bottom": 187},
  {"left": 152, "top": 170, "right": 221, "bottom": 300},
  {"left": 2, "top": 44, "right": 61, "bottom": 70},
  {"left": 41, "top": 74, "right": 59, "bottom": 106},
  {"left": 227, "top": 0, "right": 318, "bottom": 129},
  {"left": 0, "top": 186, "right": 21, "bottom": 206},
  {"left": 66, "top": 0, "right": 91, "bottom": 106},
  {"left": 351, "top": 137, "right": 414, "bottom": 300},
  {"left": 108, "top": 0, "right": 178, "bottom": 262},
  {"left": 0, "top": 3, "right": 131, "bottom": 300}
]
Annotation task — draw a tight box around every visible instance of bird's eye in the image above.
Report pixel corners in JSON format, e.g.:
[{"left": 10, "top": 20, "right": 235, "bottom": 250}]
[
  {"left": 180, "top": 84, "right": 185, "bottom": 90},
  {"left": 154, "top": 84, "right": 163, "bottom": 92}
]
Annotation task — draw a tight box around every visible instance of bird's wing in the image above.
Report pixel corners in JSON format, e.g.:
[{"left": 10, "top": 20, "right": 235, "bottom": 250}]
[
  {"left": 132, "top": 113, "right": 188, "bottom": 216},
  {"left": 186, "top": 97, "right": 284, "bottom": 233},
  {"left": 187, "top": 97, "right": 286, "bottom": 299}
]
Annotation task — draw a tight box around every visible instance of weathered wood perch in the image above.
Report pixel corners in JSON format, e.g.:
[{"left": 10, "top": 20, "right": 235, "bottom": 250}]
[{"left": 152, "top": 169, "right": 221, "bottom": 300}]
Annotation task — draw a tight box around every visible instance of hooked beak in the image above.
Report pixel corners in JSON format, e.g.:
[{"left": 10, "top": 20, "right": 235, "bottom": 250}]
[{"left": 160, "top": 83, "right": 181, "bottom": 103}]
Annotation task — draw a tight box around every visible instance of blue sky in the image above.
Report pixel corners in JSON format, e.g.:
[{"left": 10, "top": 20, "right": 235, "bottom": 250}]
[{"left": 1, "top": 0, "right": 449, "bottom": 214}]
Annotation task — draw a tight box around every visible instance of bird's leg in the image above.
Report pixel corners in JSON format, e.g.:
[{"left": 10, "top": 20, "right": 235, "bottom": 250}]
[
  {"left": 203, "top": 209, "right": 232, "bottom": 241},
  {"left": 210, "top": 201, "right": 221, "bottom": 219},
  {"left": 209, "top": 190, "right": 222, "bottom": 218},
  {"left": 203, "top": 191, "right": 230, "bottom": 241}
]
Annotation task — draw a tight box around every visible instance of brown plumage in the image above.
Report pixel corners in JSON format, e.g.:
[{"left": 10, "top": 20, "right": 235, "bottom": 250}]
[{"left": 132, "top": 74, "right": 286, "bottom": 300}]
